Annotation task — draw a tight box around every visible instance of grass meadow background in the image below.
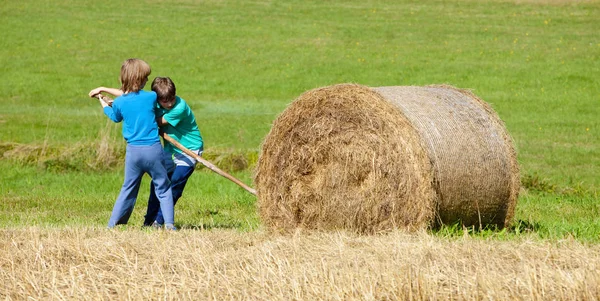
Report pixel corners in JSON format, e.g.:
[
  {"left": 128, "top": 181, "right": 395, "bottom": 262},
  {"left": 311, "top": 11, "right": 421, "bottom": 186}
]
[{"left": 0, "top": 0, "right": 599, "bottom": 299}]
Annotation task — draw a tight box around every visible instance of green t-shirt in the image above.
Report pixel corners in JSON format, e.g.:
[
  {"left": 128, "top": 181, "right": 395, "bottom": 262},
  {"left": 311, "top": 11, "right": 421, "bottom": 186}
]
[{"left": 156, "top": 96, "right": 203, "bottom": 154}]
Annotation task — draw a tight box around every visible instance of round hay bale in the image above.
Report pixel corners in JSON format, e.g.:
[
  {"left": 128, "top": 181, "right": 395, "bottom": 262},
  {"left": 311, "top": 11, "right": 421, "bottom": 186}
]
[{"left": 255, "top": 84, "right": 519, "bottom": 233}]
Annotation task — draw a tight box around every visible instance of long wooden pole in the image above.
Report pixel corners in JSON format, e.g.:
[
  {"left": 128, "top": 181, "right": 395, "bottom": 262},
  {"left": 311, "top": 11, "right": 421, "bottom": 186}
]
[{"left": 160, "top": 132, "right": 257, "bottom": 196}]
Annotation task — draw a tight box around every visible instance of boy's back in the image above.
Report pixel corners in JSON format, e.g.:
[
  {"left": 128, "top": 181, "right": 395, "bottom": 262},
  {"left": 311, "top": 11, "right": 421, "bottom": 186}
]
[{"left": 105, "top": 90, "right": 160, "bottom": 146}]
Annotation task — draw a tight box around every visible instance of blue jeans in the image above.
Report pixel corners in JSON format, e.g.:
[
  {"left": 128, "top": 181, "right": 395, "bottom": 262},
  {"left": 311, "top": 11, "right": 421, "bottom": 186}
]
[
  {"left": 144, "top": 165, "right": 195, "bottom": 225},
  {"left": 108, "top": 142, "right": 174, "bottom": 228}
]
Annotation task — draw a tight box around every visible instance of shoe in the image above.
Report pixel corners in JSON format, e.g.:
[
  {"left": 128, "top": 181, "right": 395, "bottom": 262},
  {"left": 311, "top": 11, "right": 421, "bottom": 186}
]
[
  {"left": 165, "top": 224, "right": 178, "bottom": 231},
  {"left": 152, "top": 221, "right": 162, "bottom": 229}
]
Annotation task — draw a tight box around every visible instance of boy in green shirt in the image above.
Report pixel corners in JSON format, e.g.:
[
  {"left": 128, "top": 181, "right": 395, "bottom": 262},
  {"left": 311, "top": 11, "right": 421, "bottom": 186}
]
[{"left": 144, "top": 77, "right": 204, "bottom": 227}]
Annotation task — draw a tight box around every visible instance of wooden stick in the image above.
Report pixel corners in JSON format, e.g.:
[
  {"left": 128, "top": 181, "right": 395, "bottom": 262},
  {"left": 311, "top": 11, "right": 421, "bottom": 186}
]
[{"left": 160, "top": 132, "right": 257, "bottom": 196}]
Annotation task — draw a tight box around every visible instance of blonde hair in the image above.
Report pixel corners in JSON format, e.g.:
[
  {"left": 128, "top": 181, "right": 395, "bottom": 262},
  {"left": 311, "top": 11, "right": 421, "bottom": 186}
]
[{"left": 119, "top": 58, "right": 151, "bottom": 93}]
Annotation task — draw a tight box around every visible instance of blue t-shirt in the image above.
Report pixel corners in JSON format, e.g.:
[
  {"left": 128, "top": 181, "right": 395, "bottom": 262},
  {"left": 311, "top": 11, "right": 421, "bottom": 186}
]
[{"left": 103, "top": 90, "right": 160, "bottom": 146}]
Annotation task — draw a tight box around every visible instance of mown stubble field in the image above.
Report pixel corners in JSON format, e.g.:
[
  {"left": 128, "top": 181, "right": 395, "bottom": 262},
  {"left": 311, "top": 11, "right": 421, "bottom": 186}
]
[{"left": 2, "top": 228, "right": 600, "bottom": 300}]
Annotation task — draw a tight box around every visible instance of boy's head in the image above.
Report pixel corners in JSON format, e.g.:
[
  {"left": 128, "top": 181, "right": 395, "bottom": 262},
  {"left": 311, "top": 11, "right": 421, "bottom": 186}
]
[
  {"left": 119, "top": 58, "right": 151, "bottom": 93},
  {"left": 151, "top": 77, "right": 176, "bottom": 110}
]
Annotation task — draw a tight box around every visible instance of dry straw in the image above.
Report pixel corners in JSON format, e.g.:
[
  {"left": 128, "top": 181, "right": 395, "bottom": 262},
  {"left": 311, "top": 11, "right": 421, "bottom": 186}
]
[
  {"left": 255, "top": 84, "right": 519, "bottom": 233},
  {"left": 2, "top": 228, "right": 599, "bottom": 300}
]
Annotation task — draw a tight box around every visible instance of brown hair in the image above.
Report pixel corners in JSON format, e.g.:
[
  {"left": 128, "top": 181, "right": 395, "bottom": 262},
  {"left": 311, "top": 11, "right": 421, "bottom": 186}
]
[
  {"left": 151, "top": 77, "right": 176, "bottom": 101},
  {"left": 119, "top": 58, "right": 151, "bottom": 93}
]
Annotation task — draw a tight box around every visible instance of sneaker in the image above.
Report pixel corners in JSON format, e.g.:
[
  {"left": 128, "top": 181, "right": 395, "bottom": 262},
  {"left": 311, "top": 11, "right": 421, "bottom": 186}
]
[
  {"left": 165, "top": 224, "right": 178, "bottom": 231},
  {"left": 152, "top": 221, "right": 162, "bottom": 229}
]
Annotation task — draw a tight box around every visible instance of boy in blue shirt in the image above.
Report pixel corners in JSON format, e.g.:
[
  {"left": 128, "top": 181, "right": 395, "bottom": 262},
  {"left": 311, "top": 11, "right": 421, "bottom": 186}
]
[
  {"left": 88, "top": 59, "right": 176, "bottom": 230},
  {"left": 143, "top": 77, "right": 204, "bottom": 227}
]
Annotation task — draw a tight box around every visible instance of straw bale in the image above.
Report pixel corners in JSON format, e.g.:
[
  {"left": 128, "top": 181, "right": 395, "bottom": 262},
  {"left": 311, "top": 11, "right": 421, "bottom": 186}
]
[{"left": 255, "top": 84, "right": 519, "bottom": 233}]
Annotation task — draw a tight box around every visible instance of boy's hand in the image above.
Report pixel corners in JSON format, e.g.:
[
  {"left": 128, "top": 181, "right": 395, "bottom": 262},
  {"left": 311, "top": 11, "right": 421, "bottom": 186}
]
[
  {"left": 89, "top": 87, "right": 105, "bottom": 98},
  {"left": 89, "top": 87, "right": 124, "bottom": 98},
  {"left": 96, "top": 94, "right": 114, "bottom": 107}
]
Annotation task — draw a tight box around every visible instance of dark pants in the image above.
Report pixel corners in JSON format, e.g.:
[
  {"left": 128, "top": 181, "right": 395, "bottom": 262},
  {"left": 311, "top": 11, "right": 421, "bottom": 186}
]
[{"left": 144, "top": 165, "right": 195, "bottom": 225}]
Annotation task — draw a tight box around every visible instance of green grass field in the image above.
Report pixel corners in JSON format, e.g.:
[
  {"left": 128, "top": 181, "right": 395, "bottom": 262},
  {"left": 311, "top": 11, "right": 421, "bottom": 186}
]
[{"left": 0, "top": 0, "right": 599, "bottom": 239}]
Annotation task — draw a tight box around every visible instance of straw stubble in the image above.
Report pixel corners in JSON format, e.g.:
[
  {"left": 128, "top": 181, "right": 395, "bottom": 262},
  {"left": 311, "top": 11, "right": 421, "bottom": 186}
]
[{"left": 1, "top": 228, "right": 598, "bottom": 300}]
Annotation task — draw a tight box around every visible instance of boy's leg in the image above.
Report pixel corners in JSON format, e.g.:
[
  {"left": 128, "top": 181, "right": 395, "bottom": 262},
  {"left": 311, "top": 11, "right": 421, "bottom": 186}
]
[
  {"left": 171, "top": 165, "right": 195, "bottom": 203},
  {"left": 155, "top": 165, "right": 195, "bottom": 225},
  {"left": 146, "top": 143, "right": 175, "bottom": 225},
  {"left": 143, "top": 149, "right": 175, "bottom": 226},
  {"left": 143, "top": 183, "right": 160, "bottom": 226},
  {"left": 108, "top": 147, "right": 144, "bottom": 228}
]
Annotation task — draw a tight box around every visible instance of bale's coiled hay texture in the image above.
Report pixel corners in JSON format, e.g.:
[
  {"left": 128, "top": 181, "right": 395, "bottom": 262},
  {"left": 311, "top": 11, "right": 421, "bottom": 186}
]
[{"left": 255, "top": 84, "right": 519, "bottom": 233}]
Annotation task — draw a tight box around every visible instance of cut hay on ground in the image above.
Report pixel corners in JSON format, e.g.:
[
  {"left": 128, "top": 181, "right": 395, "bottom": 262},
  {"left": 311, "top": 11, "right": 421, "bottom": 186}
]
[
  {"left": 255, "top": 84, "right": 519, "bottom": 233},
  {"left": 1, "top": 228, "right": 599, "bottom": 300}
]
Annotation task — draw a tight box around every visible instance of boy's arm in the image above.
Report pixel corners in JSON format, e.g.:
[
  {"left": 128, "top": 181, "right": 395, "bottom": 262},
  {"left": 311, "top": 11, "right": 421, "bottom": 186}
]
[
  {"left": 97, "top": 95, "right": 111, "bottom": 108},
  {"left": 96, "top": 95, "right": 122, "bottom": 122},
  {"left": 156, "top": 116, "right": 171, "bottom": 127},
  {"left": 103, "top": 103, "right": 122, "bottom": 122},
  {"left": 158, "top": 103, "right": 186, "bottom": 127},
  {"left": 97, "top": 94, "right": 114, "bottom": 107},
  {"left": 89, "top": 87, "right": 124, "bottom": 98}
]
